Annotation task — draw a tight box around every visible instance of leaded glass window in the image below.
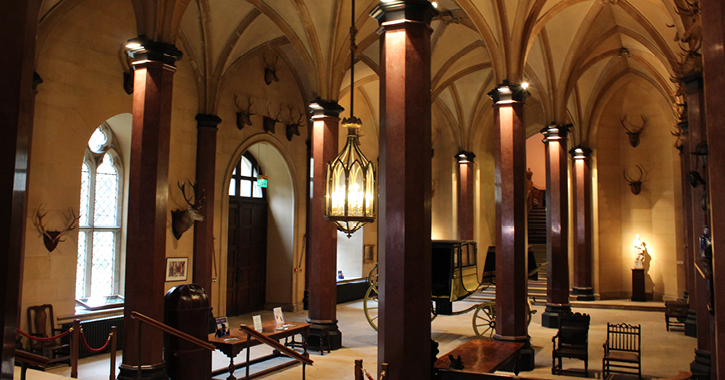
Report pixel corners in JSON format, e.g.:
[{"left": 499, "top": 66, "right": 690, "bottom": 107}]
[
  {"left": 76, "top": 123, "right": 123, "bottom": 301},
  {"left": 229, "top": 152, "right": 265, "bottom": 199}
]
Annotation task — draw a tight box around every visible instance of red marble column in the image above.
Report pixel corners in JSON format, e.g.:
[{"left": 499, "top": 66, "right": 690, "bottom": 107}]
[
  {"left": 541, "top": 125, "right": 571, "bottom": 328},
  {"left": 0, "top": 0, "right": 39, "bottom": 375},
  {"left": 193, "top": 114, "right": 221, "bottom": 298},
  {"left": 119, "top": 38, "right": 182, "bottom": 380},
  {"left": 678, "top": 121, "right": 697, "bottom": 338},
  {"left": 700, "top": 0, "right": 725, "bottom": 375},
  {"left": 570, "top": 146, "right": 594, "bottom": 301},
  {"left": 457, "top": 151, "right": 475, "bottom": 240},
  {"left": 488, "top": 81, "right": 534, "bottom": 370},
  {"left": 682, "top": 73, "right": 712, "bottom": 377},
  {"left": 307, "top": 98, "right": 342, "bottom": 349},
  {"left": 372, "top": 2, "right": 437, "bottom": 379}
]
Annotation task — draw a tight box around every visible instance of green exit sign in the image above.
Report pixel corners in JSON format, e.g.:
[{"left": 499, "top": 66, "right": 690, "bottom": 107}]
[{"left": 257, "top": 176, "right": 268, "bottom": 188}]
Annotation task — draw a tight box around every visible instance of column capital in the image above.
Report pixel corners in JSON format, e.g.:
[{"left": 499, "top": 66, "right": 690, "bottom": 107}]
[
  {"left": 456, "top": 150, "right": 476, "bottom": 163},
  {"left": 541, "top": 124, "right": 571, "bottom": 141},
  {"left": 488, "top": 80, "right": 530, "bottom": 104},
  {"left": 126, "top": 36, "right": 183, "bottom": 67},
  {"left": 195, "top": 114, "right": 222, "bottom": 129},
  {"left": 309, "top": 98, "right": 344, "bottom": 118},
  {"left": 371, "top": 1, "right": 439, "bottom": 26},
  {"left": 569, "top": 145, "right": 592, "bottom": 159}
]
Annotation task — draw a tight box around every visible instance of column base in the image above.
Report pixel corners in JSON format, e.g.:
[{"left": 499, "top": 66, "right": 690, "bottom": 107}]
[
  {"left": 306, "top": 319, "right": 342, "bottom": 351},
  {"left": 571, "top": 287, "right": 595, "bottom": 301},
  {"left": 493, "top": 335, "right": 534, "bottom": 373},
  {"left": 118, "top": 363, "right": 167, "bottom": 380},
  {"left": 685, "top": 309, "right": 697, "bottom": 337},
  {"left": 541, "top": 304, "right": 572, "bottom": 328},
  {"left": 690, "top": 349, "right": 710, "bottom": 380}
]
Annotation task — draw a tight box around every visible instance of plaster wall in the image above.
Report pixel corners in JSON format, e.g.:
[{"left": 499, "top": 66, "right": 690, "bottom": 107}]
[
  {"left": 22, "top": 0, "right": 137, "bottom": 331},
  {"left": 215, "top": 48, "right": 309, "bottom": 315},
  {"left": 595, "top": 80, "right": 681, "bottom": 300}
]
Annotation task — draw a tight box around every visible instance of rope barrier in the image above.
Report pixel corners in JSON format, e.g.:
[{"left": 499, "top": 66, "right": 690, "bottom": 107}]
[
  {"left": 16, "top": 327, "right": 73, "bottom": 341},
  {"left": 79, "top": 329, "right": 112, "bottom": 353}
]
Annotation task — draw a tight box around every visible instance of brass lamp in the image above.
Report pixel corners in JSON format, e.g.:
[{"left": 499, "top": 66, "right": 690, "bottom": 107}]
[{"left": 324, "top": 0, "right": 376, "bottom": 237}]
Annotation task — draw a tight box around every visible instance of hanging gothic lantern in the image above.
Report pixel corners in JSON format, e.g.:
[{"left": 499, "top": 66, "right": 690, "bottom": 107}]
[
  {"left": 325, "top": 117, "right": 376, "bottom": 237},
  {"left": 324, "top": 0, "right": 376, "bottom": 237}
]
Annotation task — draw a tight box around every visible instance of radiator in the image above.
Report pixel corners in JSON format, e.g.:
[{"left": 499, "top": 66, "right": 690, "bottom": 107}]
[{"left": 62, "top": 316, "right": 124, "bottom": 358}]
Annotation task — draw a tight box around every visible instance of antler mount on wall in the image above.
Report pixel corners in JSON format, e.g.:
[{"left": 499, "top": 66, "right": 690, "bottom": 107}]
[{"left": 33, "top": 205, "right": 81, "bottom": 252}]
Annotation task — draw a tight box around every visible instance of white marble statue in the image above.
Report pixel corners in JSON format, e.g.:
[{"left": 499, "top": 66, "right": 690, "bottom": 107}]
[{"left": 633, "top": 234, "right": 646, "bottom": 269}]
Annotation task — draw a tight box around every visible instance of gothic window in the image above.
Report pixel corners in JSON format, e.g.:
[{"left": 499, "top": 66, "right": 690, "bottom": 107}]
[
  {"left": 229, "top": 152, "right": 265, "bottom": 199},
  {"left": 76, "top": 123, "right": 123, "bottom": 301}
]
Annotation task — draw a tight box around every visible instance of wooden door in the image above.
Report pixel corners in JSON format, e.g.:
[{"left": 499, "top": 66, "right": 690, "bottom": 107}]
[{"left": 227, "top": 199, "right": 268, "bottom": 315}]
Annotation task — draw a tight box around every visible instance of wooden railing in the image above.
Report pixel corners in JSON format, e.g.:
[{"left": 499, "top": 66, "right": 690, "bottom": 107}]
[
  {"left": 14, "top": 349, "right": 50, "bottom": 380},
  {"left": 238, "top": 325, "right": 313, "bottom": 366}
]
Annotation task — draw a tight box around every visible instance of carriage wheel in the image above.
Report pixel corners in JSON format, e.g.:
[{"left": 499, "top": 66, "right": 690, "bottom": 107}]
[
  {"left": 363, "top": 285, "right": 380, "bottom": 331},
  {"left": 364, "top": 279, "right": 437, "bottom": 331},
  {"left": 367, "top": 264, "right": 378, "bottom": 292},
  {"left": 472, "top": 302, "right": 496, "bottom": 339}
]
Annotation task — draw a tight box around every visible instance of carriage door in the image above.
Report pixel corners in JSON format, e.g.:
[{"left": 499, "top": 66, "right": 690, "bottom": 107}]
[{"left": 227, "top": 152, "right": 268, "bottom": 316}]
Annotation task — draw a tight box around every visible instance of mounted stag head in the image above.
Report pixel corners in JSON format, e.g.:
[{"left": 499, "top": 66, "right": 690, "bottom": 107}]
[
  {"left": 171, "top": 182, "right": 205, "bottom": 240},
  {"left": 624, "top": 165, "right": 645, "bottom": 195},
  {"left": 33, "top": 206, "right": 80, "bottom": 252},
  {"left": 263, "top": 50, "right": 280, "bottom": 85},
  {"left": 234, "top": 94, "right": 255, "bottom": 130},
  {"left": 263, "top": 103, "right": 282, "bottom": 134},
  {"left": 285, "top": 105, "right": 305, "bottom": 141},
  {"left": 620, "top": 115, "right": 648, "bottom": 147}
]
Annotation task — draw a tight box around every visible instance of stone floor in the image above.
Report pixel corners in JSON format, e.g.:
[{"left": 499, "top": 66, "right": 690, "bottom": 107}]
[{"left": 32, "top": 299, "right": 695, "bottom": 380}]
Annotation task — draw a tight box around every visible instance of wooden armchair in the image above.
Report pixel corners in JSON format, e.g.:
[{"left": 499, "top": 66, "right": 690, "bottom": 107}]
[
  {"left": 603, "top": 322, "right": 641, "bottom": 379},
  {"left": 552, "top": 312, "right": 590, "bottom": 377},
  {"left": 665, "top": 299, "right": 688, "bottom": 331},
  {"left": 26, "top": 304, "right": 71, "bottom": 364}
]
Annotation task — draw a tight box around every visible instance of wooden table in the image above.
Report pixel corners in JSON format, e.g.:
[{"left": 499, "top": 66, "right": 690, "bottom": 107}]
[
  {"left": 434, "top": 340, "right": 524, "bottom": 379},
  {"left": 209, "top": 321, "right": 311, "bottom": 380}
]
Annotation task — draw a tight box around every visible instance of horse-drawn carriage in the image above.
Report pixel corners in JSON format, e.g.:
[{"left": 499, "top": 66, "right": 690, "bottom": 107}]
[{"left": 363, "top": 240, "right": 535, "bottom": 339}]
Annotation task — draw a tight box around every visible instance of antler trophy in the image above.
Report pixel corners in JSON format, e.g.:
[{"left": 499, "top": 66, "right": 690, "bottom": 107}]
[
  {"left": 171, "top": 181, "right": 205, "bottom": 239},
  {"left": 623, "top": 165, "right": 645, "bottom": 195},
  {"left": 33, "top": 205, "right": 81, "bottom": 252}
]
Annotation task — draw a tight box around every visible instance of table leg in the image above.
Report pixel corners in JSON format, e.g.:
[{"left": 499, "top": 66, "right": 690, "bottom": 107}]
[{"left": 227, "top": 357, "right": 236, "bottom": 380}]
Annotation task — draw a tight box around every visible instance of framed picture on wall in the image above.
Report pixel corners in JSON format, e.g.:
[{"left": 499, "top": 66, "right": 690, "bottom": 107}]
[
  {"left": 364, "top": 245, "right": 375, "bottom": 263},
  {"left": 166, "top": 257, "right": 188, "bottom": 281}
]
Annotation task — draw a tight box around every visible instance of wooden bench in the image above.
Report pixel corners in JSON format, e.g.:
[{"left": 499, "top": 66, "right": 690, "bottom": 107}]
[{"left": 665, "top": 300, "right": 688, "bottom": 331}]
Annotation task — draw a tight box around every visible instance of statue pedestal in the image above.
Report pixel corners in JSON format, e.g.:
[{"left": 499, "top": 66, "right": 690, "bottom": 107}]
[{"left": 631, "top": 269, "right": 646, "bottom": 302}]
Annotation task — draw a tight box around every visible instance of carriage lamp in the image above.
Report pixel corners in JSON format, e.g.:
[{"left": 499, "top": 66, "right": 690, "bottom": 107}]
[{"left": 324, "top": 0, "right": 376, "bottom": 237}]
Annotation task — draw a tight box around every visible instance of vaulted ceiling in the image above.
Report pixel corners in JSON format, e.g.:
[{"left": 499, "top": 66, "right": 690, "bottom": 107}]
[{"left": 39, "top": 0, "right": 694, "bottom": 149}]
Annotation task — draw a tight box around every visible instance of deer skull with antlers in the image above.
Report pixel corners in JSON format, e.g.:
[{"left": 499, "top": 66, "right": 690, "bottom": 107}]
[
  {"left": 263, "top": 50, "right": 280, "bottom": 85},
  {"left": 624, "top": 165, "right": 645, "bottom": 195},
  {"left": 285, "top": 105, "right": 306, "bottom": 141},
  {"left": 33, "top": 206, "right": 80, "bottom": 252},
  {"left": 171, "top": 182, "right": 205, "bottom": 240},
  {"left": 621, "top": 115, "right": 648, "bottom": 147},
  {"left": 234, "top": 94, "right": 255, "bottom": 130},
  {"left": 263, "top": 103, "right": 283, "bottom": 134}
]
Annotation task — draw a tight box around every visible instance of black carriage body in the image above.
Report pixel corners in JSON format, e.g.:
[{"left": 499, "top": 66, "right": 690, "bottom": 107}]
[{"left": 431, "top": 240, "right": 482, "bottom": 303}]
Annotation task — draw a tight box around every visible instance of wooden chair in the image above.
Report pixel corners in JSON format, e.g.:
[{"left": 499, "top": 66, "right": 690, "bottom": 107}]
[
  {"left": 603, "top": 322, "right": 641, "bottom": 379},
  {"left": 26, "top": 304, "right": 71, "bottom": 364},
  {"left": 552, "top": 312, "right": 590, "bottom": 377},
  {"left": 665, "top": 300, "right": 688, "bottom": 331}
]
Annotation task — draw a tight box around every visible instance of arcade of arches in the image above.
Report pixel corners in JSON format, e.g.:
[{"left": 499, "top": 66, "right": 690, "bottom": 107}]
[{"left": 3, "top": 0, "right": 725, "bottom": 379}]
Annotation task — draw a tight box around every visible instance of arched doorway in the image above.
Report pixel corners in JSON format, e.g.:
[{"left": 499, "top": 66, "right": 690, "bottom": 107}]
[{"left": 226, "top": 152, "right": 267, "bottom": 315}]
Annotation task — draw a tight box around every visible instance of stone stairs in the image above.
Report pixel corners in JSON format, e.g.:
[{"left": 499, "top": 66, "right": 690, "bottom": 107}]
[{"left": 466, "top": 243, "right": 548, "bottom": 303}]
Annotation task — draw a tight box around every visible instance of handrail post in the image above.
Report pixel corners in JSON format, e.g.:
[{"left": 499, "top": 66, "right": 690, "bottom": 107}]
[
  {"left": 246, "top": 331, "right": 252, "bottom": 380},
  {"left": 355, "top": 359, "right": 363, "bottom": 380},
  {"left": 110, "top": 326, "right": 118, "bottom": 380},
  {"left": 137, "top": 319, "right": 142, "bottom": 380},
  {"left": 71, "top": 319, "right": 80, "bottom": 378}
]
